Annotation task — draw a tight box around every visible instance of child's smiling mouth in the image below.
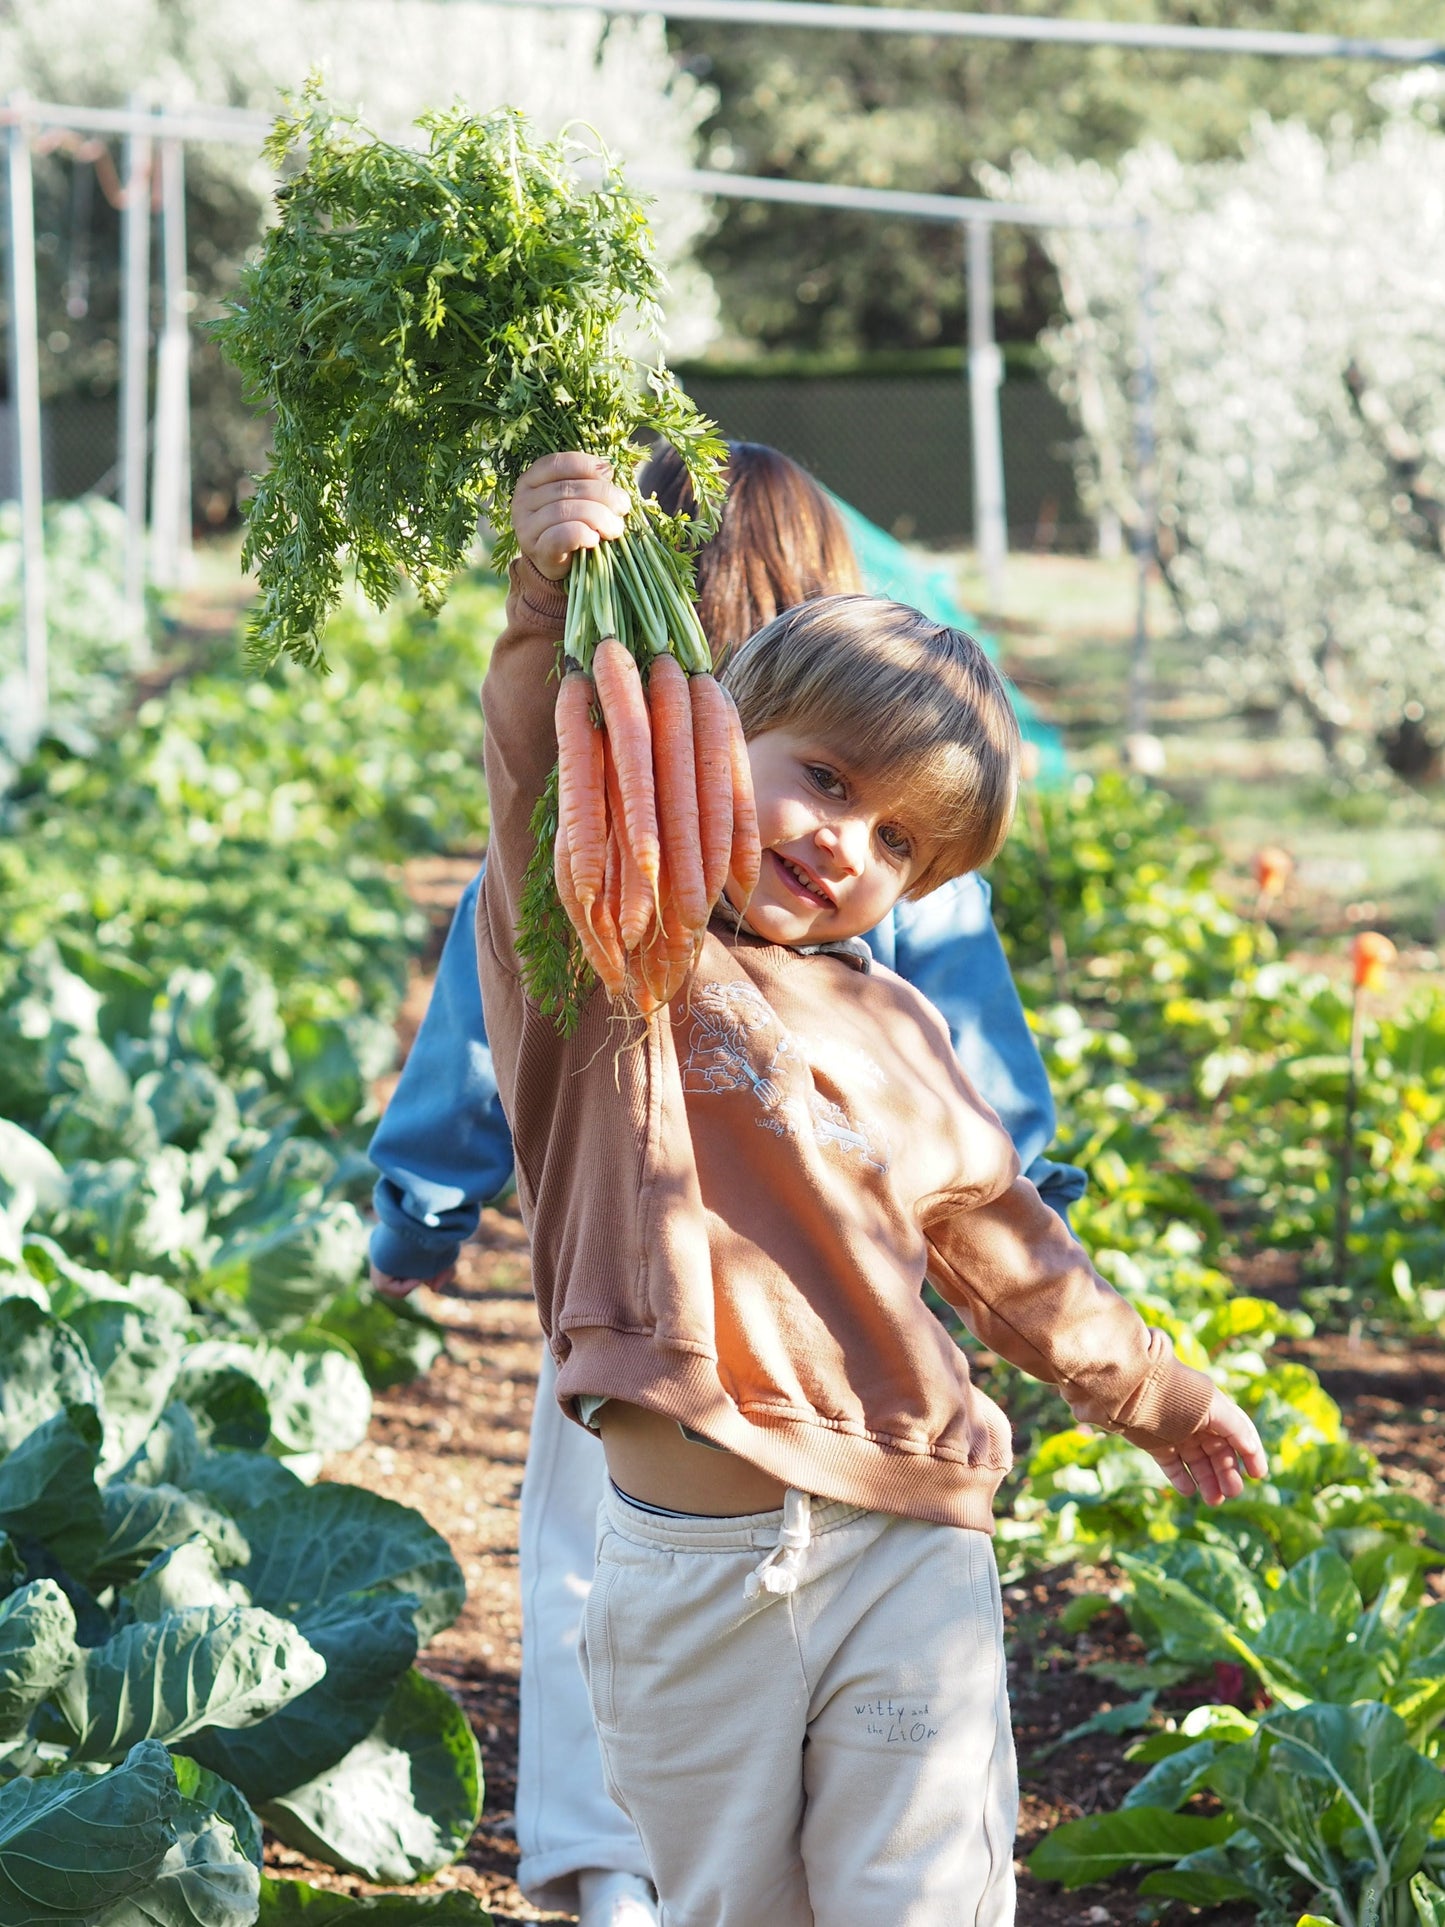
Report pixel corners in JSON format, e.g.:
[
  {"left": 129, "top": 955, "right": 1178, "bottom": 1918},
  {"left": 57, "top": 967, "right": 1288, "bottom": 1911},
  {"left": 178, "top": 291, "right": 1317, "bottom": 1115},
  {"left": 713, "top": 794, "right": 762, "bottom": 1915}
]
[{"left": 769, "top": 850, "right": 835, "bottom": 909}]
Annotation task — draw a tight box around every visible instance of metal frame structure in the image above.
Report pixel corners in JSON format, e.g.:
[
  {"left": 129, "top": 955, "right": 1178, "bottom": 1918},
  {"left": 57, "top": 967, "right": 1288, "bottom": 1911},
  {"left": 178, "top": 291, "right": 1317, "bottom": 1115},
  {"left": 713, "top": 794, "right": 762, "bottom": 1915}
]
[
  {"left": 482, "top": 0, "right": 1445, "bottom": 62},
  {"left": 9, "top": 1, "right": 1435, "bottom": 739},
  {"left": 2, "top": 91, "right": 1122, "bottom": 739}
]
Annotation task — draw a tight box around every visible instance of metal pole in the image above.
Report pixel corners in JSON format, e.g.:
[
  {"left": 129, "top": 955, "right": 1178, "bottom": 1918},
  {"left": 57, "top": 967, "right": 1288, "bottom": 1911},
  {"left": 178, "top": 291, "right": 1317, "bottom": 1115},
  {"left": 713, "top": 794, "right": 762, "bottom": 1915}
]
[
  {"left": 1128, "top": 216, "right": 1158, "bottom": 740},
  {"left": 119, "top": 96, "right": 153, "bottom": 618},
  {"left": 476, "top": 0, "right": 1445, "bottom": 64},
  {"left": 151, "top": 129, "right": 191, "bottom": 590},
  {"left": 5, "top": 95, "right": 46, "bottom": 747},
  {"left": 967, "top": 219, "right": 1007, "bottom": 611}
]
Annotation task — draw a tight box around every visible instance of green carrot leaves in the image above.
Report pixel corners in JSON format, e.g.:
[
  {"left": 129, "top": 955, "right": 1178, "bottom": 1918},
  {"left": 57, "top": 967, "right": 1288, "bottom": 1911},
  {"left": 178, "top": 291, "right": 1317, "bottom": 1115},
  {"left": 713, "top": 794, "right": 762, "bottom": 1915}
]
[{"left": 217, "top": 84, "right": 725, "bottom": 673}]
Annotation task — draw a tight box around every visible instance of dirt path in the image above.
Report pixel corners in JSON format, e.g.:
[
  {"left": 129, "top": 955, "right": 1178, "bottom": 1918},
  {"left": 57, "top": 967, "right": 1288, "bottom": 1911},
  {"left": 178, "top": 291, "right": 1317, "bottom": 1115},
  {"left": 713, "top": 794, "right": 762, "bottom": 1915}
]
[{"left": 263, "top": 868, "right": 1445, "bottom": 1924}]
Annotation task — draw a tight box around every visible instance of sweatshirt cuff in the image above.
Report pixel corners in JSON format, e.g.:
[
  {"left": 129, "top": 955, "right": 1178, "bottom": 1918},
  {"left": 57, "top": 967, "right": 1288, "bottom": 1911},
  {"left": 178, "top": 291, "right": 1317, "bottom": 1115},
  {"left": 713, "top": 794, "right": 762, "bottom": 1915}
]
[
  {"left": 511, "top": 555, "right": 569, "bottom": 629},
  {"left": 1118, "top": 1353, "right": 1216, "bottom": 1451}
]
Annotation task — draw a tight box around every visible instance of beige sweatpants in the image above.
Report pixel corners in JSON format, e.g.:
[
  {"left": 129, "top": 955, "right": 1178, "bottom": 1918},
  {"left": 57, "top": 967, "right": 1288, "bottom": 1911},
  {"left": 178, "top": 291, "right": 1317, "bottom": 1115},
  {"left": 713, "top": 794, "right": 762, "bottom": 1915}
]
[{"left": 578, "top": 1487, "right": 1018, "bottom": 1927}]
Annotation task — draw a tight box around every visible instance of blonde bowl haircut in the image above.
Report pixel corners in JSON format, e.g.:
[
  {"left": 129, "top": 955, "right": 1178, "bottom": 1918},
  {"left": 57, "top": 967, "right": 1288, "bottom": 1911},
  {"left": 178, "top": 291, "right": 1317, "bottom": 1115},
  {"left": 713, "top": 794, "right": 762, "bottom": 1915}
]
[{"left": 720, "top": 594, "right": 1022, "bottom": 895}]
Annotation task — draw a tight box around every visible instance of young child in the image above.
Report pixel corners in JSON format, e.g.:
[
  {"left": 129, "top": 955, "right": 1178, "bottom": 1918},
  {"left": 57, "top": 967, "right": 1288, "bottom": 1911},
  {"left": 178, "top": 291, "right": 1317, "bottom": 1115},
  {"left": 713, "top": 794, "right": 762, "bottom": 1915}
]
[
  {"left": 478, "top": 450, "right": 1266, "bottom": 1926},
  {"left": 372, "top": 437, "right": 1082, "bottom": 1927}
]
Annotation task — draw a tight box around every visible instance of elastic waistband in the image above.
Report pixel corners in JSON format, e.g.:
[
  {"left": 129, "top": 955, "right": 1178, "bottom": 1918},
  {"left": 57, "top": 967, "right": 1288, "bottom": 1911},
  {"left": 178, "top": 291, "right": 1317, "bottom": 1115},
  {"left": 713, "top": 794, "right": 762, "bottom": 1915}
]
[{"left": 603, "top": 1484, "right": 865, "bottom": 1552}]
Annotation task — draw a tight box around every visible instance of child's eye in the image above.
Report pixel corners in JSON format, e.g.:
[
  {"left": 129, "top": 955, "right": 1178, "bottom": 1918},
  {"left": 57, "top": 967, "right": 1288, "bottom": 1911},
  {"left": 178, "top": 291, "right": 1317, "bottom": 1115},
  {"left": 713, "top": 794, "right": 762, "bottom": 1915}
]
[
  {"left": 806, "top": 764, "right": 846, "bottom": 799},
  {"left": 879, "top": 824, "right": 912, "bottom": 860}
]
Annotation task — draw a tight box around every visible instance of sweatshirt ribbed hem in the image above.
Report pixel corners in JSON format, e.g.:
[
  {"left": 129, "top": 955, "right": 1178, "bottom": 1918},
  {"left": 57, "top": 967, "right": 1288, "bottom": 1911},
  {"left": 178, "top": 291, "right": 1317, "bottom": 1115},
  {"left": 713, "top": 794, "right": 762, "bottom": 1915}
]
[
  {"left": 513, "top": 556, "right": 570, "bottom": 625},
  {"left": 556, "top": 1327, "right": 1008, "bottom": 1534}
]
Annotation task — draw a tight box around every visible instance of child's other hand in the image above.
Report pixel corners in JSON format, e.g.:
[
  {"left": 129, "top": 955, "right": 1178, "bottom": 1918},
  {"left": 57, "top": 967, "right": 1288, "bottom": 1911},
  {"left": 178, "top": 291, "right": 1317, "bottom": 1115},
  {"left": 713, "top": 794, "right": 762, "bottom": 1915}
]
[
  {"left": 1147, "top": 1388, "right": 1267, "bottom": 1505},
  {"left": 369, "top": 1261, "right": 456, "bottom": 1301},
  {"left": 513, "top": 452, "right": 631, "bottom": 581}
]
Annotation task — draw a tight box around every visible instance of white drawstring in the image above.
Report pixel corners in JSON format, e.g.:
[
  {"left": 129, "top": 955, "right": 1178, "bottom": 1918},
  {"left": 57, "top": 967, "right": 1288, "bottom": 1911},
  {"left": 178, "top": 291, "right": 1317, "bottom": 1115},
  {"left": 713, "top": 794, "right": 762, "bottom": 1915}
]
[{"left": 744, "top": 1489, "right": 813, "bottom": 1599}]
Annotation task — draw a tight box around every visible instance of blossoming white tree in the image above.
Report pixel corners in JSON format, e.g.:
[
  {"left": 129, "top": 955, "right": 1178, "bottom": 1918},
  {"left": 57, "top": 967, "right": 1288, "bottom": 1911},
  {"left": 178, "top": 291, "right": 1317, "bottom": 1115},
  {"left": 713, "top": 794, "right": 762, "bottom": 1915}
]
[
  {"left": 2, "top": 0, "right": 718, "bottom": 354},
  {"left": 989, "top": 110, "right": 1445, "bottom": 755}
]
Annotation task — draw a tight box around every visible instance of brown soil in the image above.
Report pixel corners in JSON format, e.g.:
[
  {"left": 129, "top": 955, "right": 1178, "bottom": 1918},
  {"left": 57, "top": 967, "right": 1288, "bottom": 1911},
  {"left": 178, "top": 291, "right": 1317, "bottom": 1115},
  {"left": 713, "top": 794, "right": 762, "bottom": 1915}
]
[{"left": 261, "top": 870, "right": 1445, "bottom": 1924}]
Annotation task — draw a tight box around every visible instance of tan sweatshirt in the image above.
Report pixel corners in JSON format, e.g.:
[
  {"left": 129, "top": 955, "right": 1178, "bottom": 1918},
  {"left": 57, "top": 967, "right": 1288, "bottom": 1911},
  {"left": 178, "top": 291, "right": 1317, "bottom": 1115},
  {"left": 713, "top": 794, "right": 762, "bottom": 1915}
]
[{"left": 477, "top": 558, "right": 1214, "bottom": 1532}]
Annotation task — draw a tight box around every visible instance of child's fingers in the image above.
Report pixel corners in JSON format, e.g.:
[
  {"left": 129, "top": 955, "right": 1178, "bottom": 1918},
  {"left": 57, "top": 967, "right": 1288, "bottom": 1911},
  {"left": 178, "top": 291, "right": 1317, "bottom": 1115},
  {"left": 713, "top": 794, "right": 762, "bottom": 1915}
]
[
  {"left": 371, "top": 1270, "right": 420, "bottom": 1300},
  {"left": 534, "top": 512, "right": 623, "bottom": 572},
  {"left": 514, "top": 473, "right": 631, "bottom": 579},
  {"left": 1152, "top": 1435, "right": 1244, "bottom": 1506},
  {"left": 520, "top": 450, "right": 617, "bottom": 490},
  {"left": 531, "top": 474, "right": 632, "bottom": 518},
  {"left": 1217, "top": 1402, "right": 1268, "bottom": 1481}
]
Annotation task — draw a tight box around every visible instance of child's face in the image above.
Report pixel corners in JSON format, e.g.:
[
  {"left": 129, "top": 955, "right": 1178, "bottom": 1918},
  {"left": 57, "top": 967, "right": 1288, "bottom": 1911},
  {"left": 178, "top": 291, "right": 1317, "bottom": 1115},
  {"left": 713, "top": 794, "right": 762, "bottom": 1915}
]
[{"left": 737, "top": 728, "right": 924, "bottom": 946}]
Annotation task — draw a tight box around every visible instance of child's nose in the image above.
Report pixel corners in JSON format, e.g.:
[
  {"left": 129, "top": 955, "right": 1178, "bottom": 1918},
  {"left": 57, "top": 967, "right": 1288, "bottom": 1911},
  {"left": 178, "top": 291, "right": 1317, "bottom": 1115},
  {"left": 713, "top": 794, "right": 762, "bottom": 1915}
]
[{"left": 815, "top": 818, "right": 866, "bottom": 875}]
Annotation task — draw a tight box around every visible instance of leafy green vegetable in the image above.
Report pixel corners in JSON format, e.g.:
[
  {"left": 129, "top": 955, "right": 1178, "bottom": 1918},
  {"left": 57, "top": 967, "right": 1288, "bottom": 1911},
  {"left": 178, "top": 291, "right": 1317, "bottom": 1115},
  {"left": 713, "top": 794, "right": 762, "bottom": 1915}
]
[
  {"left": 40, "top": 1606, "right": 327, "bottom": 1761},
  {"left": 218, "top": 86, "right": 723, "bottom": 674},
  {"left": 0, "top": 1579, "right": 78, "bottom": 1740},
  {"left": 235, "top": 1484, "right": 465, "bottom": 1645},
  {"left": 0, "top": 1298, "right": 103, "bottom": 1451},
  {"left": 0, "top": 1402, "right": 105, "bottom": 1573},
  {"left": 186, "top": 1587, "right": 419, "bottom": 1805},
  {"left": 89, "top": 1794, "right": 260, "bottom": 1927},
  {"left": 1029, "top": 1807, "right": 1236, "bottom": 1886},
  {"left": 264, "top": 1667, "right": 482, "bottom": 1882},
  {"left": 256, "top": 1876, "right": 492, "bottom": 1921},
  {"left": 0, "top": 1740, "right": 180, "bottom": 1923}
]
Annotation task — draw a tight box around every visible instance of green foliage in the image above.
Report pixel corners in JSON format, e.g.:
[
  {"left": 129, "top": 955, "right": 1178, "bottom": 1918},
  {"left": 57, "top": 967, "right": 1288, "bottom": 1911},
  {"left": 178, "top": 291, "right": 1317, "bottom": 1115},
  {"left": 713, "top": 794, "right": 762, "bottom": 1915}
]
[
  {"left": 0, "top": 1246, "right": 477, "bottom": 1915},
  {"left": 1039, "top": 1702, "right": 1445, "bottom": 1926},
  {"left": 218, "top": 88, "right": 724, "bottom": 671},
  {"left": 0, "top": 1740, "right": 184, "bottom": 1924},
  {"left": 264, "top": 1667, "right": 483, "bottom": 1883},
  {"left": 998, "top": 773, "right": 1445, "bottom": 1921},
  {"left": 0, "top": 500, "right": 150, "bottom": 769},
  {"left": 256, "top": 1877, "right": 492, "bottom": 1921}
]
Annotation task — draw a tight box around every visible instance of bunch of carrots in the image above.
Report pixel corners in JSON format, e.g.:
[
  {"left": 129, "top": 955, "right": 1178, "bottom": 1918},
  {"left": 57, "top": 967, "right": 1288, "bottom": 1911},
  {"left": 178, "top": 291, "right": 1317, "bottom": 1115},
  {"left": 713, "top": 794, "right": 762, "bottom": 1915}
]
[{"left": 553, "top": 632, "right": 760, "bottom": 1019}]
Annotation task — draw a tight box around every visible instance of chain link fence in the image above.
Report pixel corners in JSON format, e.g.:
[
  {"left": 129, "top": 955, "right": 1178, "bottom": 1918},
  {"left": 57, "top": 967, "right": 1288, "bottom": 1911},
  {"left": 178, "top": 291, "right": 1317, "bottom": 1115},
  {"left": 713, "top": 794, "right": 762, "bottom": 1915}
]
[{"left": 679, "top": 369, "right": 1086, "bottom": 550}]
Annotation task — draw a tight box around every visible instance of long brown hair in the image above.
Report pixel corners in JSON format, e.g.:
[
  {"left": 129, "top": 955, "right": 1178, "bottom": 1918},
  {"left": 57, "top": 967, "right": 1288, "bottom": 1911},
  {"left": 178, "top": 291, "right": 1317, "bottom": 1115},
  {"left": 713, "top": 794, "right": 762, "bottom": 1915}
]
[{"left": 638, "top": 440, "right": 863, "bottom": 664}]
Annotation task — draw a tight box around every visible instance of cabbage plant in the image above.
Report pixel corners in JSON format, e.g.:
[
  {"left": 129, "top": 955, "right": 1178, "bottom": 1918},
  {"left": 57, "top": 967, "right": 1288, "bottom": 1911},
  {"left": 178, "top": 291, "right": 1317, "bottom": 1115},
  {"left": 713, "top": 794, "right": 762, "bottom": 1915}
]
[{"left": 0, "top": 1242, "right": 484, "bottom": 1921}]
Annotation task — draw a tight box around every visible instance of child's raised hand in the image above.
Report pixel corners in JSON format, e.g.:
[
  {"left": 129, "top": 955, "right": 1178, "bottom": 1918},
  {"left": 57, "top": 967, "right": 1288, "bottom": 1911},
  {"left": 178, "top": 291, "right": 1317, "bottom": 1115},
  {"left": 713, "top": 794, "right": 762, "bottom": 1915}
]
[
  {"left": 369, "top": 1261, "right": 457, "bottom": 1301},
  {"left": 1146, "top": 1387, "right": 1267, "bottom": 1505},
  {"left": 513, "top": 452, "right": 631, "bottom": 581}
]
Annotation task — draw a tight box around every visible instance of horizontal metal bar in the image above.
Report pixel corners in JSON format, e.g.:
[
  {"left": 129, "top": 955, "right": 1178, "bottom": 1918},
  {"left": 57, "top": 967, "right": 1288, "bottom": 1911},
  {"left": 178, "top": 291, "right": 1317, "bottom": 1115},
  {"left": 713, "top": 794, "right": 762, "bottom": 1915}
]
[
  {"left": 478, "top": 0, "right": 1445, "bottom": 63},
  {"left": 639, "top": 164, "right": 1126, "bottom": 227},
  {"left": 0, "top": 99, "right": 270, "bottom": 143},
  {"left": 0, "top": 101, "right": 1105, "bottom": 230}
]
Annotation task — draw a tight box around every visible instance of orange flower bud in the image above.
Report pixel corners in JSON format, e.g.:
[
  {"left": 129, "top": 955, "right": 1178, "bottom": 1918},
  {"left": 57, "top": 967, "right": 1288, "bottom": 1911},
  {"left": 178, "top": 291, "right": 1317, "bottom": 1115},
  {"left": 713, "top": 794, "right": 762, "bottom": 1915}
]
[
  {"left": 1253, "top": 846, "right": 1292, "bottom": 896},
  {"left": 1352, "top": 931, "right": 1396, "bottom": 991}
]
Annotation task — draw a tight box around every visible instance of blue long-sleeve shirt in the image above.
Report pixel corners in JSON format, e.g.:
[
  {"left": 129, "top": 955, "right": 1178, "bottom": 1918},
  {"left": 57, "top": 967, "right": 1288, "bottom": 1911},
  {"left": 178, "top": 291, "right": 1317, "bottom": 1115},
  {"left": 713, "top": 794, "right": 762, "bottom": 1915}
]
[{"left": 369, "top": 867, "right": 1084, "bottom": 1278}]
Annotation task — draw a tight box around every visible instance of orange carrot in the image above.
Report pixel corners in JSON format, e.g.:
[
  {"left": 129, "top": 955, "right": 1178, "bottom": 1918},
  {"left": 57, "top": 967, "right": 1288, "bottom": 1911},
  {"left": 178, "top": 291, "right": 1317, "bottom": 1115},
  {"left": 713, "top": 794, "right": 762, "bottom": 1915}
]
[
  {"left": 598, "top": 822, "right": 624, "bottom": 972},
  {"left": 555, "top": 814, "right": 625, "bottom": 1000},
  {"left": 593, "top": 638, "right": 661, "bottom": 913},
  {"left": 723, "top": 689, "right": 761, "bottom": 906},
  {"left": 626, "top": 956, "right": 661, "bottom": 1019},
  {"left": 604, "top": 731, "right": 655, "bottom": 954},
  {"left": 555, "top": 672, "right": 606, "bottom": 932},
  {"left": 647, "top": 655, "right": 707, "bottom": 935},
  {"left": 689, "top": 673, "right": 734, "bottom": 912},
  {"left": 637, "top": 869, "right": 674, "bottom": 1006}
]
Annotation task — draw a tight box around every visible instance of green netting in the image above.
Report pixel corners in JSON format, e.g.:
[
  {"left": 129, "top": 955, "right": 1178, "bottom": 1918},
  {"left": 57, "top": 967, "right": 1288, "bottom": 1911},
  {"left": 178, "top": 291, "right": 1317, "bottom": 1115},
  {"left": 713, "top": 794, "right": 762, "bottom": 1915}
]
[{"left": 832, "top": 496, "right": 1067, "bottom": 786}]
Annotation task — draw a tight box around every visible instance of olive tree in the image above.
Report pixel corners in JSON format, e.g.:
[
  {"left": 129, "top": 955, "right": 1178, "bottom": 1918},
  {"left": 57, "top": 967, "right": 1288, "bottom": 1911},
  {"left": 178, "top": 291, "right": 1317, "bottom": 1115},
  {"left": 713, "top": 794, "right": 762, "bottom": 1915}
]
[{"left": 990, "top": 103, "right": 1445, "bottom": 757}]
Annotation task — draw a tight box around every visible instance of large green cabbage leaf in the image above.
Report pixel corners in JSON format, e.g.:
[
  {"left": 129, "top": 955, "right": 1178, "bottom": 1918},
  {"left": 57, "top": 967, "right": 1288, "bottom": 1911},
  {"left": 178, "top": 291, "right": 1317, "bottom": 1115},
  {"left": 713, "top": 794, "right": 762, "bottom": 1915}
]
[
  {"left": 39, "top": 1605, "right": 326, "bottom": 1760},
  {"left": 264, "top": 1667, "right": 482, "bottom": 1882},
  {"left": 0, "top": 1739, "right": 179, "bottom": 1923}
]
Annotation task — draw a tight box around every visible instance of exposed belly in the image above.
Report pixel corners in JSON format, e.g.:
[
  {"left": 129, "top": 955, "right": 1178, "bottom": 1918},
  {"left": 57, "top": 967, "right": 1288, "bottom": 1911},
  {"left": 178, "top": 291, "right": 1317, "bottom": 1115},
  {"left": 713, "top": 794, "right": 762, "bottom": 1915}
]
[{"left": 597, "top": 1400, "right": 790, "bottom": 1515}]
